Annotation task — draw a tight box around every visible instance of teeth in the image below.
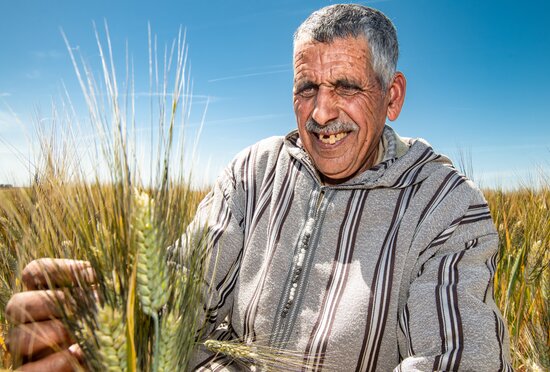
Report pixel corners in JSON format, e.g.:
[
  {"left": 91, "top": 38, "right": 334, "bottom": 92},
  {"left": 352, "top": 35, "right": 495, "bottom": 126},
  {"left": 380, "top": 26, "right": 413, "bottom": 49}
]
[{"left": 318, "top": 132, "right": 348, "bottom": 144}]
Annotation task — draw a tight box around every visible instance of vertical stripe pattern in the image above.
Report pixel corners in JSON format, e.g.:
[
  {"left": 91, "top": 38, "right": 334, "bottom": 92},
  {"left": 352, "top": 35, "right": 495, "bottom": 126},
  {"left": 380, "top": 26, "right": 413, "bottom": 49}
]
[
  {"left": 356, "top": 183, "right": 420, "bottom": 371},
  {"left": 302, "top": 190, "right": 369, "bottom": 370},
  {"left": 398, "top": 304, "right": 414, "bottom": 357},
  {"left": 241, "top": 146, "right": 257, "bottom": 239},
  {"left": 189, "top": 131, "right": 510, "bottom": 371},
  {"left": 433, "top": 249, "right": 466, "bottom": 371},
  {"left": 205, "top": 144, "right": 282, "bottom": 327},
  {"left": 242, "top": 158, "right": 301, "bottom": 342}
]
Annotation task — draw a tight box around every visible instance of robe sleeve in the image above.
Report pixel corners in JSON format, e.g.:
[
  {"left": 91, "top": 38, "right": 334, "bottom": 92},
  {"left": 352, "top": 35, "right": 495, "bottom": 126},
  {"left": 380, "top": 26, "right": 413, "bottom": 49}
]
[
  {"left": 168, "top": 162, "right": 246, "bottom": 340},
  {"left": 395, "top": 190, "right": 513, "bottom": 371}
]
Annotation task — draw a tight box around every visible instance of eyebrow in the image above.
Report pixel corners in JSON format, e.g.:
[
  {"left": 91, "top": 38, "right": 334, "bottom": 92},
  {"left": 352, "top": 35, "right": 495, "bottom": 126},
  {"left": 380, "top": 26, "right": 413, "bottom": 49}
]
[
  {"left": 294, "top": 80, "right": 318, "bottom": 92},
  {"left": 334, "top": 78, "right": 362, "bottom": 90}
]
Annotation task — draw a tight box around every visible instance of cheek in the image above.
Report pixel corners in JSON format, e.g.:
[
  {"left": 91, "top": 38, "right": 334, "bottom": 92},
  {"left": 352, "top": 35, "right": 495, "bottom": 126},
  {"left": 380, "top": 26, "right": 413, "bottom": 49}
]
[
  {"left": 293, "top": 99, "right": 301, "bottom": 115},
  {"left": 348, "top": 97, "right": 373, "bottom": 117},
  {"left": 293, "top": 98, "right": 312, "bottom": 121},
  {"left": 345, "top": 97, "right": 384, "bottom": 129}
]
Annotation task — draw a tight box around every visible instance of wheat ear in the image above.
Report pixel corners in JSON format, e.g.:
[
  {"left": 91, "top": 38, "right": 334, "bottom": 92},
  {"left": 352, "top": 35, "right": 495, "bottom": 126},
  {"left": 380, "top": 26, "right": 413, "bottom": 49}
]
[
  {"left": 157, "top": 313, "right": 180, "bottom": 371},
  {"left": 132, "top": 190, "right": 170, "bottom": 372},
  {"left": 204, "top": 339, "right": 338, "bottom": 371},
  {"left": 132, "top": 190, "right": 170, "bottom": 316},
  {"left": 204, "top": 339, "right": 259, "bottom": 361},
  {"left": 96, "top": 305, "right": 127, "bottom": 371}
]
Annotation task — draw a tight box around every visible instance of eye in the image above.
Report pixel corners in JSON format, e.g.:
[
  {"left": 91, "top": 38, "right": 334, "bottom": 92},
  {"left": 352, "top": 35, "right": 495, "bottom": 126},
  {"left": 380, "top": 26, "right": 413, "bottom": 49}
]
[
  {"left": 295, "top": 83, "right": 318, "bottom": 98},
  {"left": 335, "top": 81, "right": 362, "bottom": 96}
]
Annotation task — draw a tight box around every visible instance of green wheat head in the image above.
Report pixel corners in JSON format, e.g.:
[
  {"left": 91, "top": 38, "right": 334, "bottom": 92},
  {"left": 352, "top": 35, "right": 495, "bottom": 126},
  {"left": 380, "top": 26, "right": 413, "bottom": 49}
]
[
  {"left": 157, "top": 313, "right": 180, "bottom": 371},
  {"left": 132, "top": 190, "right": 170, "bottom": 316},
  {"left": 94, "top": 305, "right": 128, "bottom": 372}
]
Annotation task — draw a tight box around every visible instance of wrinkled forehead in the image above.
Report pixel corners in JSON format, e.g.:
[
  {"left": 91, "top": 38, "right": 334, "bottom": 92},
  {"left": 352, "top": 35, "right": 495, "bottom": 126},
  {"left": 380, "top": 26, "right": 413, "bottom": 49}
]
[
  {"left": 292, "top": 37, "right": 372, "bottom": 76},
  {"left": 293, "top": 36, "right": 370, "bottom": 62}
]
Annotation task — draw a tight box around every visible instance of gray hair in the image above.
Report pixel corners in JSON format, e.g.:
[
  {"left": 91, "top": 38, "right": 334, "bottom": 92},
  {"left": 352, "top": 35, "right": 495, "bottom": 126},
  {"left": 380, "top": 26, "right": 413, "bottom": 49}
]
[{"left": 294, "top": 4, "right": 398, "bottom": 91}]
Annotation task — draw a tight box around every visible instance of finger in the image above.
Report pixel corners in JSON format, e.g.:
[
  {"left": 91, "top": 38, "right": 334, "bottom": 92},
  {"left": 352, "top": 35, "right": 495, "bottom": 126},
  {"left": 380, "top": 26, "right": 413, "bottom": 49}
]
[
  {"left": 22, "top": 259, "right": 96, "bottom": 290},
  {"left": 22, "top": 342, "right": 84, "bottom": 365},
  {"left": 68, "top": 343, "right": 84, "bottom": 364},
  {"left": 5, "top": 290, "right": 74, "bottom": 324},
  {"left": 5, "top": 287, "right": 98, "bottom": 325},
  {"left": 18, "top": 347, "right": 82, "bottom": 372},
  {"left": 7, "top": 319, "right": 74, "bottom": 358}
]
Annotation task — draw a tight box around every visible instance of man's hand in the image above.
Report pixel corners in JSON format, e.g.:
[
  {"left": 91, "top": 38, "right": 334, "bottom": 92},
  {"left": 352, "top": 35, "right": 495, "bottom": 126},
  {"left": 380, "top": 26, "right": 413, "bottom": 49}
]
[{"left": 5, "top": 259, "right": 95, "bottom": 371}]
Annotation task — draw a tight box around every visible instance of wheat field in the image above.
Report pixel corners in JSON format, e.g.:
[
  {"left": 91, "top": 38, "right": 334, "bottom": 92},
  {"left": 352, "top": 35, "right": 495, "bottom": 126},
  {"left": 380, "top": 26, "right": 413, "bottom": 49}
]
[
  {"left": 485, "top": 185, "right": 550, "bottom": 371},
  {"left": 1, "top": 182, "right": 549, "bottom": 370}
]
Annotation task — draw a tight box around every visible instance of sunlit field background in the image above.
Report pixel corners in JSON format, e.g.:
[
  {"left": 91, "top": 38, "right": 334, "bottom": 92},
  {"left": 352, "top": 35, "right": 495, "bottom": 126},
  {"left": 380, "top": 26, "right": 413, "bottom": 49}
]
[
  {"left": 2, "top": 182, "right": 548, "bottom": 370},
  {"left": 1, "top": 148, "right": 549, "bottom": 371}
]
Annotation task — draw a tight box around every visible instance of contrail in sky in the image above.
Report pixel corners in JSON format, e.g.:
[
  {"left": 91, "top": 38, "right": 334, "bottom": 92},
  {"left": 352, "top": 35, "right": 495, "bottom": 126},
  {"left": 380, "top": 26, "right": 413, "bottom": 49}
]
[{"left": 208, "top": 69, "right": 291, "bottom": 83}]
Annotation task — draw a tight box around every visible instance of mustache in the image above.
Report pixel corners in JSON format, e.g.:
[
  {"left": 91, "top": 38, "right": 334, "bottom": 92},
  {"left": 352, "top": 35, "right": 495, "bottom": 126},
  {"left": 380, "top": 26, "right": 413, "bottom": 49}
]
[{"left": 305, "top": 119, "right": 358, "bottom": 134}]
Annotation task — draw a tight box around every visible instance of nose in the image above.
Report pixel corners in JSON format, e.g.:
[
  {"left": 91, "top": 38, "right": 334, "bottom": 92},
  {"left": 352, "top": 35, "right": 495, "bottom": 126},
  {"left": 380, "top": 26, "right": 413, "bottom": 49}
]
[{"left": 311, "top": 86, "right": 338, "bottom": 125}]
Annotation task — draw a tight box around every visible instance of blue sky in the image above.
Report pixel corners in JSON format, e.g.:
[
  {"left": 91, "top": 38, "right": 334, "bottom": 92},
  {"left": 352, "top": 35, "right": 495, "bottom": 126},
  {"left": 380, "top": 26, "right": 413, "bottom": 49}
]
[{"left": 1, "top": 0, "right": 549, "bottom": 188}]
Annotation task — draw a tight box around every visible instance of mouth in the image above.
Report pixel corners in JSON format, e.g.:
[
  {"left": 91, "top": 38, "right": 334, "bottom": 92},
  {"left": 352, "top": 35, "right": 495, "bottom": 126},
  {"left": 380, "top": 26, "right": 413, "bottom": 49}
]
[{"left": 315, "top": 131, "right": 350, "bottom": 145}]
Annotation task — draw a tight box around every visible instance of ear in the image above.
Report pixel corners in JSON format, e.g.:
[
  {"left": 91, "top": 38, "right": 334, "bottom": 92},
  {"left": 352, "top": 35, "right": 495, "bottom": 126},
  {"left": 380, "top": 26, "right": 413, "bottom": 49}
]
[{"left": 386, "top": 72, "right": 406, "bottom": 121}]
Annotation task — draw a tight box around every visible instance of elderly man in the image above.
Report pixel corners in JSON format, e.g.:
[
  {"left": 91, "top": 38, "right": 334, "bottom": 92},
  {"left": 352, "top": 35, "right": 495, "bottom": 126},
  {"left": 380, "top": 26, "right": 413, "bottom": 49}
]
[{"left": 7, "top": 4, "right": 511, "bottom": 371}]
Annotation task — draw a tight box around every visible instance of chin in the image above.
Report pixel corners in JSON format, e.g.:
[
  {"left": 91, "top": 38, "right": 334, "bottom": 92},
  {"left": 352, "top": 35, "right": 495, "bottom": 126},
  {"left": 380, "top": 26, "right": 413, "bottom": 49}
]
[
  {"left": 316, "top": 157, "right": 353, "bottom": 175},
  {"left": 316, "top": 166, "right": 356, "bottom": 184}
]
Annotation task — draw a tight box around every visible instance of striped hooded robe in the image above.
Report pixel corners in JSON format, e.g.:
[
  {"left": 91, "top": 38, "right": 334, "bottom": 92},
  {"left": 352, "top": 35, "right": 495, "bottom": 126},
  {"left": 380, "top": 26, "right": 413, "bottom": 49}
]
[{"left": 183, "top": 125, "right": 512, "bottom": 371}]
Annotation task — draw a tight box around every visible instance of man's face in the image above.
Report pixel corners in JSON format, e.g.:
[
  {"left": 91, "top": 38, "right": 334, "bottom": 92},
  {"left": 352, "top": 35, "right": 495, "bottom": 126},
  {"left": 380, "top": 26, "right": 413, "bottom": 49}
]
[{"left": 293, "top": 37, "right": 390, "bottom": 183}]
